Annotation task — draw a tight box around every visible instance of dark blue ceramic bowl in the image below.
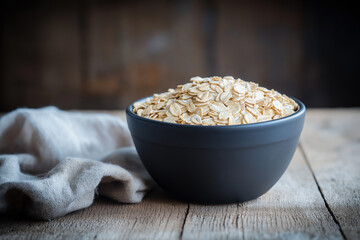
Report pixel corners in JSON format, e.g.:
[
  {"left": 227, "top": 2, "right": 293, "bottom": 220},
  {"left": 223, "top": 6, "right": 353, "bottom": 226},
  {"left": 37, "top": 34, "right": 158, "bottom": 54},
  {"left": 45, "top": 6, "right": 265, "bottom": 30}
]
[{"left": 126, "top": 97, "right": 305, "bottom": 204}]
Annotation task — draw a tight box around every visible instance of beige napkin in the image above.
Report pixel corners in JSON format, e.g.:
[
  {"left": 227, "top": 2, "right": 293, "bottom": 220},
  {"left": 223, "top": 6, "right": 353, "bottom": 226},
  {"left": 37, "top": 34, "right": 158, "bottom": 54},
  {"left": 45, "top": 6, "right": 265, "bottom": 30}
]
[{"left": 0, "top": 107, "right": 154, "bottom": 220}]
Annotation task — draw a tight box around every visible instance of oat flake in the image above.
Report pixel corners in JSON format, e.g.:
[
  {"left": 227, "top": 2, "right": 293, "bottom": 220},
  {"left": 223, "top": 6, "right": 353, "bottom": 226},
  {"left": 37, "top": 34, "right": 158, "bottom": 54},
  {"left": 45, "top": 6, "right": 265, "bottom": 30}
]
[{"left": 133, "top": 76, "right": 298, "bottom": 126}]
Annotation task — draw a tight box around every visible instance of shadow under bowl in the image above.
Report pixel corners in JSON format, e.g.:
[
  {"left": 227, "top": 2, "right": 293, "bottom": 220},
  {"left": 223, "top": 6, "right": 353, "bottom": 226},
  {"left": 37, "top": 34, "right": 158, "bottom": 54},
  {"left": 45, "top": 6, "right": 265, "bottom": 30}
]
[{"left": 126, "top": 97, "right": 306, "bottom": 204}]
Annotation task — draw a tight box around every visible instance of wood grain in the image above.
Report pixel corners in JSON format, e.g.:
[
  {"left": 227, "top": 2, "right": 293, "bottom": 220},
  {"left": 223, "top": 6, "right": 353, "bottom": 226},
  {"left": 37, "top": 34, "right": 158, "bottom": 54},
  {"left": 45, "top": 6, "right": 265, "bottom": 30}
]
[
  {"left": 181, "top": 148, "right": 343, "bottom": 240},
  {"left": 1, "top": 0, "right": 209, "bottom": 111},
  {"left": 41, "top": 1, "right": 82, "bottom": 108},
  {"left": 215, "top": 0, "right": 303, "bottom": 99},
  {"left": 0, "top": 189, "right": 188, "bottom": 240},
  {"left": 81, "top": 0, "right": 207, "bottom": 109},
  {"left": 301, "top": 109, "right": 360, "bottom": 240},
  {"left": 2, "top": 1, "right": 360, "bottom": 111},
  {"left": 1, "top": 2, "right": 44, "bottom": 110},
  {"left": 1, "top": 1, "right": 82, "bottom": 110}
]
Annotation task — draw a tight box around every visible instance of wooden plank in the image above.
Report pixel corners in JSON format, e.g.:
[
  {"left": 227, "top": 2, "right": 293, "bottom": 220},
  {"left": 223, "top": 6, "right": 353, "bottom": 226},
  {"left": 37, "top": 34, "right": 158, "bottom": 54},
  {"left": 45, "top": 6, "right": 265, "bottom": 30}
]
[
  {"left": 40, "top": 1, "right": 82, "bottom": 109},
  {"left": 0, "top": 2, "right": 82, "bottom": 111},
  {"left": 0, "top": 189, "right": 188, "bottom": 240},
  {"left": 301, "top": 109, "right": 360, "bottom": 240},
  {"left": 181, "top": 148, "right": 343, "bottom": 239},
  {"left": 300, "top": 2, "right": 360, "bottom": 107},
  {"left": 1, "top": 2, "right": 43, "bottom": 111},
  {"left": 82, "top": 0, "right": 207, "bottom": 109},
  {"left": 215, "top": 0, "right": 303, "bottom": 99}
]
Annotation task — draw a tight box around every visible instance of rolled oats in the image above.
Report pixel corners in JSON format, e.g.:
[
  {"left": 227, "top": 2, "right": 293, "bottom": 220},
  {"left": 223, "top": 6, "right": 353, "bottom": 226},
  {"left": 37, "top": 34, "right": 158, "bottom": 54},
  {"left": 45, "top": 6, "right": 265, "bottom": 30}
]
[{"left": 133, "top": 76, "right": 299, "bottom": 126}]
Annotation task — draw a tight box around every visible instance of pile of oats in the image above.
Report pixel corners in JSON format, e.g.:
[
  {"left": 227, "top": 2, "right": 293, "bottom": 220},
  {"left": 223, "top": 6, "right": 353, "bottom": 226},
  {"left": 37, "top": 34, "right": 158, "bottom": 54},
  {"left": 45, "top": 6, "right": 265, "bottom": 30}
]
[{"left": 133, "top": 76, "right": 299, "bottom": 126}]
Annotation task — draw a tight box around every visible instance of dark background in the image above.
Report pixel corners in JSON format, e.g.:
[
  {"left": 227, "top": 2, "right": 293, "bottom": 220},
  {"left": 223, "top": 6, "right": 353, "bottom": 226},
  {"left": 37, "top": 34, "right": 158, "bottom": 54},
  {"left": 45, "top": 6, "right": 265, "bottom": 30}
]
[{"left": 1, "top": 0, "right": 359, "bottom": 111}]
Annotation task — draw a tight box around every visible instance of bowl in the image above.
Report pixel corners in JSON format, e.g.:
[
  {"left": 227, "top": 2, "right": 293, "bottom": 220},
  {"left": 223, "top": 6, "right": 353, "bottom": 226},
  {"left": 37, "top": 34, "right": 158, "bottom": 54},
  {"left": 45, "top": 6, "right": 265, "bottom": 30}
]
[{"left": 126, "top": 97, "right": 306, "bottom": 204}]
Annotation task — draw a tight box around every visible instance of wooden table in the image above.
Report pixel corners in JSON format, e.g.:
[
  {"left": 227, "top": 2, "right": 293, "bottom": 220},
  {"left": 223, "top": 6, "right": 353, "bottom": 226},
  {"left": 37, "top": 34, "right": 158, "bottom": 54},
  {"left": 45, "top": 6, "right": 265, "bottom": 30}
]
[{"left": 0, "top": 109, "right": 359, "bottom": 240}]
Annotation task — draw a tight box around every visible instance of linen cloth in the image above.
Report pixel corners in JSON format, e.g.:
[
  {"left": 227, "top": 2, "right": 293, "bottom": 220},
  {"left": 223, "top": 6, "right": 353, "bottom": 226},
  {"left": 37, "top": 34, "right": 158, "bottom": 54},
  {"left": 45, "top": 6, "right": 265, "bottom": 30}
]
[{"left": 0, "top": 107, "right": 154, "bottom": 220}]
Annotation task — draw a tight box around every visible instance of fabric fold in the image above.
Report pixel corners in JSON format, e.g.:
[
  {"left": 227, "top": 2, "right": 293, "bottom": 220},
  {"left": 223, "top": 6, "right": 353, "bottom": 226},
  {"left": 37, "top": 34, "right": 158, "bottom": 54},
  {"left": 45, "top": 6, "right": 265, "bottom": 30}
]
[{"left": 0, "top": 107, "right": 154, "bottom": 220}]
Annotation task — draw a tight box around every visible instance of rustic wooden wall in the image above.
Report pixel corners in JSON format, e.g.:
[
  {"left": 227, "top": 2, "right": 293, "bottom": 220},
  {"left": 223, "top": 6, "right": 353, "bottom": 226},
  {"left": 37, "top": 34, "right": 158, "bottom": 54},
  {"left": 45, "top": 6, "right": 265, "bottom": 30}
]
[{"left": 1, "top": 0, "right": 359, "bottom": 111}]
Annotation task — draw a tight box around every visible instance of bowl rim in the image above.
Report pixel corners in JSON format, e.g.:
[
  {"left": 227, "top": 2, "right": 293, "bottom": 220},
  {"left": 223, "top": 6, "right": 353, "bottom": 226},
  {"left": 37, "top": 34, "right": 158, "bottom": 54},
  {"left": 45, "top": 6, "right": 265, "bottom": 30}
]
[{"left": 126, "top": 96, "right": 306, "bottom": 129}]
